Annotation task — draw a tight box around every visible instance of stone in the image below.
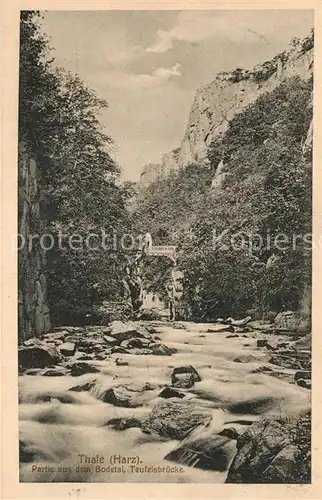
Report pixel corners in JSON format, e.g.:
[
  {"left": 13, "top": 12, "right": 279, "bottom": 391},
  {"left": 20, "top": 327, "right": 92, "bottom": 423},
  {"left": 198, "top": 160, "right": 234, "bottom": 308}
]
[
  {"left": 41, "top": 367, "right": 70, "bottom": 376},
  {"left": 219, "top": 427, "right": 240, "bottom": 440},
  {"left": 18, "top": 345, "right": 62, "bottom": 369},
  {"left": 120, "top": 337, "right": 151, "bottom": 349},
  {"left": 164, "top": 435, "right": 236, "bottom": 471},
  {"left": 269, "top": 355, "right": 302, "bottom": 370},
  {"left": 171, "top": 365, "right": 201, "bottom": 385},
  {"left": 294, "top": 371, "right": 311, "bottom": 382},
  {"left": 110, "top": 321, "right": 151, "bottom": 342},
  {"left": 103, "top": 335, "right": 120, "bottom": 346},
  {"left": 150, "top": 343, "right": 173, "bottom": 356},
  {"left": 159, "top": 387, "right": 185, "bottom": 399},
  {"left": 115, "top": 358, "right": 129, "bottom": 366},
  {"left": 106, "top": 417, "right": 142, "bottom": 431},
  {"left": 230, "top": 316, "right": 252, "bottom": 327},
  {"left": 57, "top": 342, "right": 76, "bottom": 356},
  {"left": 226, "top": 334, "right": 239, "bottom": 339},
  {"left": 70, "top": 380, "right": 96, "bottom": 392},
  {"left": 296, "top": 379, "right": 311, "bottom": 389},
  {"left": 233, "top": 355, "right": 257, "bottom": 363},
  {"left": 257, "top": 339, "right": 268, "bottom": 348},
  {"left": 172, "top": 373, "right": 195, "bottom": 389},
  {"left": 96, "top": 385, "right": 143, "bottom": 408},
  {"left": 141, "top": 401, "right": 212, "bottom": 439},
  {"left": 226, "top": 415, "right": 311, "bottom": 483},
  {"left": 70, "top": 362, "right": 100, "bottom": 376}
]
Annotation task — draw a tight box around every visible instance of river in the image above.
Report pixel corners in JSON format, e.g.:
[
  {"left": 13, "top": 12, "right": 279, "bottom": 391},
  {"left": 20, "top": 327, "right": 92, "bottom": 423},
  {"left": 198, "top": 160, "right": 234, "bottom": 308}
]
[{"left": 19, "top": 322, "right": 310, "bottom": 483}]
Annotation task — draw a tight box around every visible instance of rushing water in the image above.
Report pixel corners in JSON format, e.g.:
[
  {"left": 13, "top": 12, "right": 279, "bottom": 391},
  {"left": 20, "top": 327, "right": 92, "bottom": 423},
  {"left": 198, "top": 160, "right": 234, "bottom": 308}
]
[{"left": 19, "top": 323, "right": 310, "bottom": 483}]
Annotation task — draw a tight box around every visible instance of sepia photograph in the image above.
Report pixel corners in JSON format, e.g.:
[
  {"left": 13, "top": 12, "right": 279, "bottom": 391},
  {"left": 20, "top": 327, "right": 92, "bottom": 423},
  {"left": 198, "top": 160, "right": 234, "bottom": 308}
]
[{"left": 17, "top": 8, "right": 313, "bottom": 485}]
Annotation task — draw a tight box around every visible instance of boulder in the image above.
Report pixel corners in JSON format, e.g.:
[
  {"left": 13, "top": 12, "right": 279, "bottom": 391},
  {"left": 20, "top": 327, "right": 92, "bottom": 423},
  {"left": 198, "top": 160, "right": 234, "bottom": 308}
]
[
  {"left": 294, "top": 371, "right": 311, "bottom": 382},
  {"left": 219, "top": 427, "right": 240, "bottom": 440},
  {"left": 226, "top": 415, "right": 311, "bottom": 483},
  {"left": 226, "top": 334, "right": 239, "bottom": 339},
  {"left": 18, "top": 345, "right": 62, "bottom": 369},
  {"left": 257, "top": 339, "right": 268, "bottom": 348},
  {"left": 164, "top": 435, "right": 236, "bottom": 471},
  {"left": 172, "top": 373, "right": 195, "bottom": 389},
  {"left": 120, "top": 337, "right": 151, "bottom": 349},
  {"left": 70, "top": 380, "right": 96, "bottom": 392},
  {"left": 171, "top": 365, "right": 201, "bottom": 385},
  {"left": 41, "top": 366, "right": 70, "bottom": 376},
  {"left": 57, "top": 342, "right": 76, "bottom": 356},
  {"left": 159, "top": 387, "right": 185, "bottom": 399},
  {"left": 103, "top": 335, "right": 120, "bottom": 346},
  {"left": 130, "top": 348, "right": 153, "bottom": 355},
  {"left": 110, "top": 321, "right": 152, "bottom": 342},
  {"left": 141, "top": 401, "right": 212, "bottom": 439},
  {"left": 95, "top": 385, "right": 143, "bottom": 407},
  {"left": 296, "top": 379, "right": 311, "bottom": 389},
  {"left": 150, "top": 343, "right": 173, "bottom": 356},
  {"left": 230, "top": 316, "right": 252, "bottom": 327},
  {"left": 70, "top": 362, "right": 100, "bottom": 376},
  {"left": 23, "top": 338, "right": 44, "bottom": 347},
  {"left": 269, "top": 355, "right": 302, "bottom": 370}
]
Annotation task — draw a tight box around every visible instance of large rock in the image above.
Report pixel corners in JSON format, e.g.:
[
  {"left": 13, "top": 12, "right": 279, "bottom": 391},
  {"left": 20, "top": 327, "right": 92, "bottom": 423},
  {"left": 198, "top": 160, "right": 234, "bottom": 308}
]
[
  {"left": 18, "top": 344, "right": 61, "bottom": 369},
  {"left": 226, "top": 414, "right": 311, "bottom": 483},
  {"left": 150, "top": 343, "right": 173, "bottom": 356},
  {"left": 97, "top": 386, "right": 143, "bottom": 408},
  {"left": 171, "top": 365, "right": 201, "bottom": 384},
  {"left": 57, "top": 342, "right": 76, "bottom": 356},
  {"left": 141, "top": 401, "right": 212, "bottom": 439},
  {"left": 120, "top": 337, "right": 151, "bottom": 349},
  {"left": 109, "top": 321, "right": 151, "bottom": 342},
  {"left": 269, "top": 355, "right": 302, "bottom": 370},
  {"left": 70, "top": 362, "right": 100, "bottom": 376}
]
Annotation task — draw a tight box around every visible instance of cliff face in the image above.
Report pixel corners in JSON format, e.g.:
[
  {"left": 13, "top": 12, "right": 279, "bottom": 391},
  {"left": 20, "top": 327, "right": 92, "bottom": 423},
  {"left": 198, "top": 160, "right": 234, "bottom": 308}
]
[
  {"left": 18, "top": 142, "right": 51, "bottom": 340},
  {"left": 140, "top": 34, "right": 313, "bottom": 185}
]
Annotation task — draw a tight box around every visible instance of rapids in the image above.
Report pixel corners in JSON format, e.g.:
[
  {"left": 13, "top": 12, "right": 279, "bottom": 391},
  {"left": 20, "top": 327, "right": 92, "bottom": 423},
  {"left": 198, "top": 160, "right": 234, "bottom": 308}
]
[{"left": 19, "top": 323, "right": 310, "bottom": 483}]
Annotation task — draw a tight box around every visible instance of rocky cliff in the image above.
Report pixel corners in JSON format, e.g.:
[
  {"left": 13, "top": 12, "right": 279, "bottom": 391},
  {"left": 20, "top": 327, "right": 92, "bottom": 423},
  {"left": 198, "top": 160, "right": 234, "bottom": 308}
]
[
  {"left": 140, "top": 32, "right": 313, "bottom": 186},
  {"left": 18, "top": 142, "right": 51, "bottom": 340}
]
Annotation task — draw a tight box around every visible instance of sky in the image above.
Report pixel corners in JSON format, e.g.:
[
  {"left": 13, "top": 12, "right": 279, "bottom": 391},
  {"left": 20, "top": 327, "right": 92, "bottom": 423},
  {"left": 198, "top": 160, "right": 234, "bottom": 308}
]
[{"left": 41, "top": 10, "right": 314, "bottom": 182}]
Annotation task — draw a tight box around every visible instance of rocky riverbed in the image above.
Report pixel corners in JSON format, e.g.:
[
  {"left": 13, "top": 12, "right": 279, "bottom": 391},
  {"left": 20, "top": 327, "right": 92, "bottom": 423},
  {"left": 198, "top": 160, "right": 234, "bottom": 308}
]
[{"left": 19, "top": 319, "right": 311, "bottom": 483}]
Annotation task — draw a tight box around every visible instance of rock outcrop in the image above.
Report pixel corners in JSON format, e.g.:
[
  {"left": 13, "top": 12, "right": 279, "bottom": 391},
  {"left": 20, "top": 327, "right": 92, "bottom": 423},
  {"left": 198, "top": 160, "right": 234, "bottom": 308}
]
[
  {"left": 18, "top": 142, "right": 51, "bottom": 340},
  {"left": 226, "top": 413, "right": 311, "bottom": 483},
  {"left": 140, "top": 33, "right": 313, "bottom": 186}
]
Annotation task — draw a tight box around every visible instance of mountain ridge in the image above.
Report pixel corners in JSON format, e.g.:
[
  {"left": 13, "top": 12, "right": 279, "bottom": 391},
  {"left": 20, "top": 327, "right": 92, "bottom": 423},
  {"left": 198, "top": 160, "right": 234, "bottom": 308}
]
[{"left": 140, "top": 31, "right": 313, "bottom": 186}]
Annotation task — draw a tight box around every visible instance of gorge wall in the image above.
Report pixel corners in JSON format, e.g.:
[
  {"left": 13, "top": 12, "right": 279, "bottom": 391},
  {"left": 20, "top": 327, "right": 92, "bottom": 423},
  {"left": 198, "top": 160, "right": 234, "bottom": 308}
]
[
  {"left": 18, "top": 142, "right": 51, "bottom": 341},
  {"left": 140, "top": 33, "right": 313, "bottom": 186}
]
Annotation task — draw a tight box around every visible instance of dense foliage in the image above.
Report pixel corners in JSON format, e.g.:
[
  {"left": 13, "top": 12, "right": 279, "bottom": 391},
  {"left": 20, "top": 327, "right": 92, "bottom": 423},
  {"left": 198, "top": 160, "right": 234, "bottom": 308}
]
[
  {"left": 19, "top": 11, "right": 131, "bottom": 324},
  {"left": 134, "top": 76, "right": 313, "bottom": 320}
]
